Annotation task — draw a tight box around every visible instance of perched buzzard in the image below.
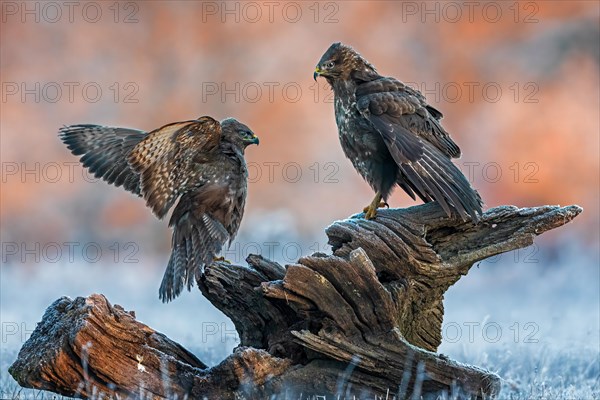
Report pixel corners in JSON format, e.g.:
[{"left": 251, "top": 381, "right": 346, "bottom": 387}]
[
  {"left": 59, "top": 117, "right": 259, "bottom": 302},
  {"left": 314, "top": 43, "right": 482, "bottom": 221}
]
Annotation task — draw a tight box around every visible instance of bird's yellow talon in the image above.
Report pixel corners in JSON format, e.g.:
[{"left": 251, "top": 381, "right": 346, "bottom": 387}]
[
  {"left": 364, "top": 206, "right": 377, "bottom": 220},
  {"left": 213, "top": 256, "right": 231, "bottom": 264},
  {"left": 363, "top": 193, "right": 386, "bottom": 220}
]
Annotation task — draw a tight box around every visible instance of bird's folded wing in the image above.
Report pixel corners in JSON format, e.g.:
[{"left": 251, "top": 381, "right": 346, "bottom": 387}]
[
  {"left": 356, "top": 80, "right": 481, "bottom": 220},
  {"left": 128, "top": 117, "right": 222, "bottom": 219},
  {"left": 59, "top": 124, "right": 146, "bottom": 195},
  {"left": 397, "top": 142, "right": 482, "bottom": 221},
  {"left": 356, "top": 91, "right": 425, "bottom": 164},
  {"left": 356, "top": 77, "right": 461, "bottom": 158}
]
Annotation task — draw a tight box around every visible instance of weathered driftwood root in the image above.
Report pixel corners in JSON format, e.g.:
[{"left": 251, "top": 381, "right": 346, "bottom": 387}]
[
  {"left": 8, "top": 294, "right": 291, "bottom": 399},
  {"left": 9, "top": 204, "right": 581, "bottom": 399}
]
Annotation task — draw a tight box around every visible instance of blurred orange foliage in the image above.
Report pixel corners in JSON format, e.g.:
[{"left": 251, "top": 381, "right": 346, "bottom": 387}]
[{"left": 1, "top": 1, "right": 598, "bottom": 248}]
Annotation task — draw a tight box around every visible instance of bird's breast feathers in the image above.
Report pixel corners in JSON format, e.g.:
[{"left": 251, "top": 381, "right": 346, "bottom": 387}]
[{"left": 335, "top": 94, "right": 383, "bottom": 155}]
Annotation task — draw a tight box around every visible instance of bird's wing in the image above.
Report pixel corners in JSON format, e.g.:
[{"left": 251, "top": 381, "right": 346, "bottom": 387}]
[
  {"left": 356, "top": 78, "right": 482, "bottom": 220},
  {"left": 159, "top": 185, "right": 231, "bottom": 302},
  {"left": 59, "top": 124, "right": 146, "bottom": 195},
  {"left": 356, "top": 77, "right": 461, "bottom": 158},
  {"left": 128, "top": 117, "right": 222, "bottom": 219}
]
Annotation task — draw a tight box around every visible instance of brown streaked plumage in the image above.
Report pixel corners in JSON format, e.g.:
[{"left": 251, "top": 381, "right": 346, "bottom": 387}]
[
  {"left": 59, "top": 116, "right": 259, "bottom": 302},
  {"left": 314, "top": 42, "right": 483, "bottom": 221}
]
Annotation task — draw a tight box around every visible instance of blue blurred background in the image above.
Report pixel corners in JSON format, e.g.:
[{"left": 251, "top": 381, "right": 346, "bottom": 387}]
[{"left": 1, "top": 1, "right": 598, "bottom": 398}]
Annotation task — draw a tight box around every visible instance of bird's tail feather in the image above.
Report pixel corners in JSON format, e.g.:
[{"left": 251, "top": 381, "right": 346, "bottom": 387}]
[
  {"left": 398, "top": 143, "right": 483, "bottom": 221},
  {"left": 159, "top": 212, "right": 229, "bottom": 302},
  {"left": 58, "top": 124, "right": 146, "bottom": 195}
]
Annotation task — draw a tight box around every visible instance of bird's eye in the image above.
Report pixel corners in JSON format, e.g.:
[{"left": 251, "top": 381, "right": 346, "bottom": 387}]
[{"left": 327, "top": 61, "right": 335, "bottom": 68}]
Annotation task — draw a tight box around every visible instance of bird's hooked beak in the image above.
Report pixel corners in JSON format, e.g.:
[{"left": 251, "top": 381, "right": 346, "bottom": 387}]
[
  {"left": 247, "top": 134, "right": 259, "bottom": 146},
  {"left": 314, "top": 66, "right": 322, "bottom": 81}
]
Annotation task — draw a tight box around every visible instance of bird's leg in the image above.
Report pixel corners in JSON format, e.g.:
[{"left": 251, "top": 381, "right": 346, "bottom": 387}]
[
  {"left": 363, "top": 192, "right": 387, "bottom": 220},
  {"left": 213, "top": 256, "right": 231, "bottom": 264}
]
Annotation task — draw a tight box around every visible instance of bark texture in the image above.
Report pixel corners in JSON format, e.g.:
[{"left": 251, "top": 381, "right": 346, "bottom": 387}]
[{"left": 9, "top": 204, "right": 582, "bottom": 399}]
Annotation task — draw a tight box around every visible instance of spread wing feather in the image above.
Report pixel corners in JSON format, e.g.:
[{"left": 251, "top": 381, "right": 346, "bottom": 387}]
[
  {"left": 58, "top": 124, "right": 146, "bottom": 195},
  {"left": 128, "top": 116, "right": 222, "bottom": 219}
]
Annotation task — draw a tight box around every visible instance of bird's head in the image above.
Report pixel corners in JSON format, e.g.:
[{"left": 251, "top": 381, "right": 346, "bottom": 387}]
[
  {"left": 221, "top": 118, "right": 259, "bottom": 150},
  {"left": 314, "top": 42, "right": 377, "bottom": 84}
]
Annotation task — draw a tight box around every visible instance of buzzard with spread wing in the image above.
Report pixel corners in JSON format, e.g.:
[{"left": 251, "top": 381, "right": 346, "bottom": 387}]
[
  {"left": 59, "top": 116, "right": 259, "bottom": 302},
  {"left": 314, "top": 43, "right": 482, "bottom": 221}
]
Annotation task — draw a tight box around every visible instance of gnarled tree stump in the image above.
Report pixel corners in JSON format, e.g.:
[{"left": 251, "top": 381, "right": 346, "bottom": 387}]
[{"left": 9, "top": 204, "right": 582, "bottom": 399}]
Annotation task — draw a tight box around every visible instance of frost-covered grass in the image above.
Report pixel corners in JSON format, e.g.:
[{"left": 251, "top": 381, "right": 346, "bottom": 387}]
[
  {"left": 1, "top": 344, "right": 598, "bottom": 399},
  {"left": 462, "top": 344, "right": 598, "bottom": 399}
]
